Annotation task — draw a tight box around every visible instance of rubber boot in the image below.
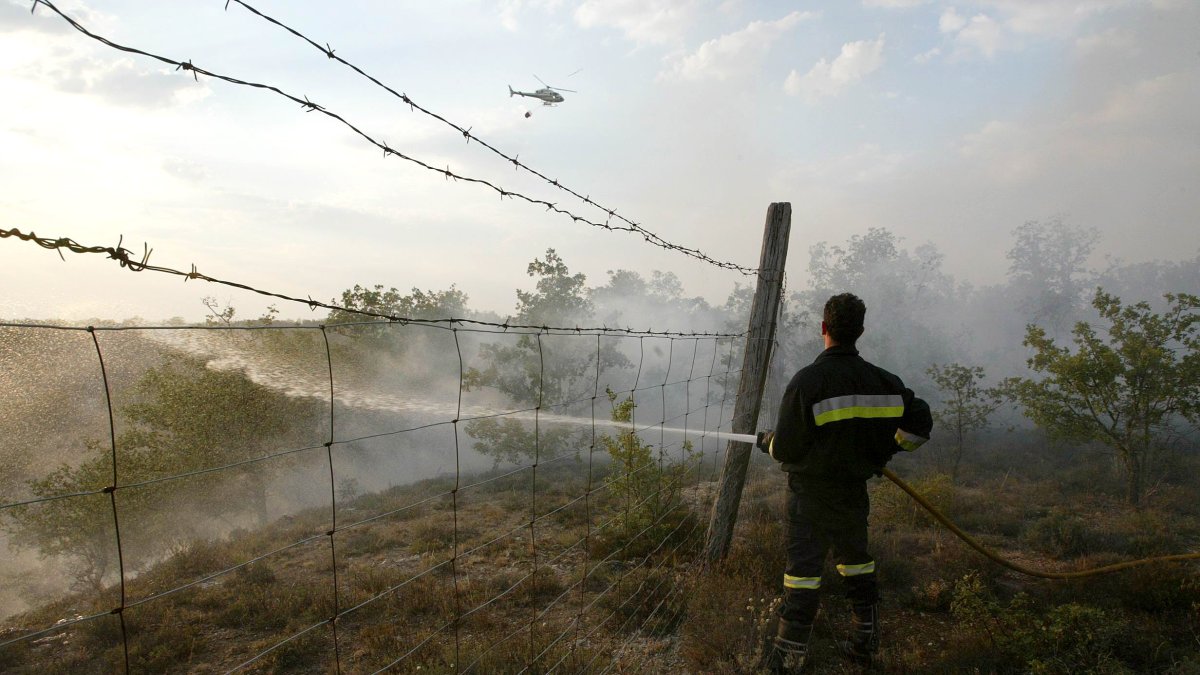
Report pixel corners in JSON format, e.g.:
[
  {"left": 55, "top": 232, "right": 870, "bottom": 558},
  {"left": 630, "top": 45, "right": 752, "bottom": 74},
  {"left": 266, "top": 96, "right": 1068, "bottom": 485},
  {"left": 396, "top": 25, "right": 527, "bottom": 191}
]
[
  {"left": 763, "top": 618, "right": 813, "bottom": 674},
  {"left": 840, "top": 603, "right": 879, "bottom": 664}
]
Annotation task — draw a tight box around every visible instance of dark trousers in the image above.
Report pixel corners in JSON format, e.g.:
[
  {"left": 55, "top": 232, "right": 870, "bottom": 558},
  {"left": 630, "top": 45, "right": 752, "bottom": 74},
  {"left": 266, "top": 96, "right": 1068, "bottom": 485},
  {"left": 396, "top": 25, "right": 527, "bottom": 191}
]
[{"left": 780, "top": 473, "right": 879, "bottom": 624}]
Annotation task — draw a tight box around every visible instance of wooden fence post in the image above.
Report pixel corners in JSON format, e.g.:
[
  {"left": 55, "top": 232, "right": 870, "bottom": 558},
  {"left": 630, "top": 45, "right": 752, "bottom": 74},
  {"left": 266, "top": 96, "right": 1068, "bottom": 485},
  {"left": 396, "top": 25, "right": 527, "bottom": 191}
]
[{"left": 702, "top": 202, "right": 791, "bottom": 565}]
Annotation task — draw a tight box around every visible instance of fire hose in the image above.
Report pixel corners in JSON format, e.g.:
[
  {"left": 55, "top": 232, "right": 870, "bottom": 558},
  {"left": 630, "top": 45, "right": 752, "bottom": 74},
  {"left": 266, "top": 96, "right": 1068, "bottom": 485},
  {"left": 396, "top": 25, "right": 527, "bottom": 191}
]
[
  {"left": 729, "top": 431, "right": 1199, "bottom": 578},
  {"left": 879, "top": 467, "right": 1200, "bottom": 579}
]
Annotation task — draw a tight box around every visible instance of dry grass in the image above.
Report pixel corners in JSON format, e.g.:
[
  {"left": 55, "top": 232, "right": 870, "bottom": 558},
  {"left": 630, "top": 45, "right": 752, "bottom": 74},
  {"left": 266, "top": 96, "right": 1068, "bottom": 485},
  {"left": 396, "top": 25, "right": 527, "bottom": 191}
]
[
  {"left": 673, "top": 463, "right": 1200, "bottom": 675},
  {"left": 0, "top": 459, "right": 703, "bottom": 673},
  {"left": 5, "top": 451, "right": 1200, "bottom": 673}
]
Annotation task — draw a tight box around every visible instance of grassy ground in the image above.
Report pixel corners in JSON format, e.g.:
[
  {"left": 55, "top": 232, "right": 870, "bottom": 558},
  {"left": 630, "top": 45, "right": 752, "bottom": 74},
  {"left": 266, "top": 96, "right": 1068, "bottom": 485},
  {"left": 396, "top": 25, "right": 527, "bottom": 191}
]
[
  {"left": 3, "top": 450, "right": 1199, "bottom": 673},
  {"left": 0, "top": 458, "right": 701, "bottom": 673},
  {"left": 672, "top": 457, "right": 1200, "bottom": 675}
]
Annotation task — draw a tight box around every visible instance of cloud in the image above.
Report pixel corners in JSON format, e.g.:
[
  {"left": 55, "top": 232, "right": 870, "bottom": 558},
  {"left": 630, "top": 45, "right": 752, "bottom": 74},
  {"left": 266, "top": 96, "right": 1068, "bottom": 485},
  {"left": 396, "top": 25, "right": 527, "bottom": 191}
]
[
  {"left": 937, "top": 8, "right": 1004, "bottom": 59},
  {"left": 783, "top": 34, "right": 885, "bottom": 103},
  {"left": 1, "top": 0, "right": 111, "bottom": 35},
  {"left": 659, "top": 11, "right": 816, "bottom": 82},
  {"left": 863, "top": 0, "right": 930, "bottom": 6},
  {"left": 5, "top": 1, "right": 206, "bottom": 109},
  {"left": 162, "top": 158, "right": 208, "bottom": 183},
  {"left": 1073, "top": 27, "right": 1136, "bottom": 57},
  {"left": 1086, "top": 71, "right": 1186, "bottom": 126},
  {"left": 986, "top": 0, "right": 1130, "bottom": 38},
  {"left": 37, "top": 54, "right": 212, "bottom": 109},
  {"left": 914, "top": 46, "right": 942, "bottom": 63},
  {"left": 939, "top": 7, "right": 967, "bottom": 33},
  {"left": 573, "top": 0, "right": 701, "bottom": 46},
  {"left": 496, "top": 0, "right": 563, "bottom": 32},
  {"left": 770, "top": 143, "right": 907, "bottom": 210},
  {"left": 958, "top": 70, "right": 1198, "bottom": 183},
  {"left": 935, "top": 1, "right": 1145, "bottom": 60},
  {"left": 955, "top": 13, "right": 1003, "bottom": 57}
]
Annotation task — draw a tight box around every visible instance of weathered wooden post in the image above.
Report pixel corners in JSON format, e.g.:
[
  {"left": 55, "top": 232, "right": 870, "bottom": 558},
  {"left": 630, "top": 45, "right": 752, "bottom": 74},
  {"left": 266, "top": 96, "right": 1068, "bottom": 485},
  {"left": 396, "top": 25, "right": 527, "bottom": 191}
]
[{"left": 702, "top": 202, "right": 791, "bottom": 564}]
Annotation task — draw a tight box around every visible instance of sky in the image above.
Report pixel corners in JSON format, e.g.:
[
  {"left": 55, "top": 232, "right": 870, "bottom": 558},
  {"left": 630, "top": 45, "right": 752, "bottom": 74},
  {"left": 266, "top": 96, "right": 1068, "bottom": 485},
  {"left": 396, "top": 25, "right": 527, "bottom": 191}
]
[{"left": 1, "top": 0, "right": 1197, "bottom": 324}]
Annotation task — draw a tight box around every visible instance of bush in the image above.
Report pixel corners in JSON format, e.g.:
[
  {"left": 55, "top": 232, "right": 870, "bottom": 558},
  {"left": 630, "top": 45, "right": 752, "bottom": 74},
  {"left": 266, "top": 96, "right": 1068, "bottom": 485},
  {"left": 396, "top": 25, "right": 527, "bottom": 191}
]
[
  {"left": 1103, "top": 508, "right": 1191, "bottom": 557},
  {"left": 950, "top": 572, "right": 1132, "bottom": 674},
  {"left": 589, "top": 391, "right": 699, "bottom": 561},
  {"left": 1021, "top": 507, "right": 1100, "bottom": 557},
  {"left": 872, "top": 473, "right": 956, "bottom": 530}
]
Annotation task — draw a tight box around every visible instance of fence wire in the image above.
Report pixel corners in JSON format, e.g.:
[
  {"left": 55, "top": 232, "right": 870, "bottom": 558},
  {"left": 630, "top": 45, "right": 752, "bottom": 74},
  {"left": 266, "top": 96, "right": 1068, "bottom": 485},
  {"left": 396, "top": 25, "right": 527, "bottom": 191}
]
[
  {"left": 4, "top": 2, "right": 773, "bottom": 668},
  {"left": 0, "top": 227, "right": 742, "bottom": 341},
  {"left": 0, "top": 318, "right": 748, "bottom": 673},
  {"left": 25, "top": 0, "right": 756, "bottom": 277}
]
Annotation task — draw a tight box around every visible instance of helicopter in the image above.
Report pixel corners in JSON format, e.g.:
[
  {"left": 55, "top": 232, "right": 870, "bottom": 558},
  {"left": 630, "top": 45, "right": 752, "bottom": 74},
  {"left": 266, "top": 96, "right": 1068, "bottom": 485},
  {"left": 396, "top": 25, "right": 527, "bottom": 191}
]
[{"left": 508, "top": 75, "right": 576, "bottom": 106}]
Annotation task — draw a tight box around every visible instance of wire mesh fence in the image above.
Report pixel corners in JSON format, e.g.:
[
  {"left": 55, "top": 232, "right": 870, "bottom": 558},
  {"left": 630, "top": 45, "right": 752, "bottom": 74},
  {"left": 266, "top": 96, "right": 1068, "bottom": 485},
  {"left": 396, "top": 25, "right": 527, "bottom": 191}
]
[
  {"left": 3, "top": 3, "right": 780, "bottom": 670},
  {"left": 0, "top": 318, "right": 760, "bottom": 672}
]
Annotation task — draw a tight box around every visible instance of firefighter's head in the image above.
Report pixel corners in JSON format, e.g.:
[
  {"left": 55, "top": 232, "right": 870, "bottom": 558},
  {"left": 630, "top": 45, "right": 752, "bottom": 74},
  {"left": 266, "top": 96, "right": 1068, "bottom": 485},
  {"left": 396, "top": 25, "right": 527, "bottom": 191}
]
[{"left": 822, "top": 293, "right": 866, "bottom": 346}]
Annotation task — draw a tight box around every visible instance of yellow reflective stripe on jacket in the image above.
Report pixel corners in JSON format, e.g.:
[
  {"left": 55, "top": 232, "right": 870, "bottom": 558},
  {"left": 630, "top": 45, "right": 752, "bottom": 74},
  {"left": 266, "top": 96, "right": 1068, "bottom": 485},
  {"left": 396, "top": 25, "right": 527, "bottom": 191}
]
[
  {"left": 812, "top": 394, "right": 904, "bottom": 427},
  {"left": 836, "top": 561, "right": 876, "bottom": 577},
  {"left": 895, "top": 428, "right": 928, "bottom": 451},
  {"left": 783, "top": 574, "right": 821, "bottom": 590}
]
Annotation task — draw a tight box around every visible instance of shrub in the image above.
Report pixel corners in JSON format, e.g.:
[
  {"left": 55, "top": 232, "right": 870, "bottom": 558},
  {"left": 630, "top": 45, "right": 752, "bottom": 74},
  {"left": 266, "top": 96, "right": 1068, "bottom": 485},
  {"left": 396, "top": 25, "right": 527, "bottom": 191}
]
[
  {"left": 1076, "top": 563, "right": 1200, "bottom": 613},
  {"left": 590, "top": 391, "right": 699, "bottom": 561},
  {"left": 950, "top": 572, "right": 1131, "bottom": 674},
  {"left": 872, "top": 473, "right": 956, "bottom": 530},
  {"left": 1021, "top": 507, "right": 1099, "bottom": 557},
  {"left": 1103, "top": 508, "right": 1188, "bottom": 557}
]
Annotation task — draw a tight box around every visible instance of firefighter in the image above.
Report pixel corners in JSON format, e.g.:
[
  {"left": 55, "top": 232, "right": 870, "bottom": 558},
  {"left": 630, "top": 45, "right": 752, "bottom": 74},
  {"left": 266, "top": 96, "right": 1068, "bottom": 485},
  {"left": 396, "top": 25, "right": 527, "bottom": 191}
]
[{"left": 756, "top": 292, "right": 932, "bottom": 672}]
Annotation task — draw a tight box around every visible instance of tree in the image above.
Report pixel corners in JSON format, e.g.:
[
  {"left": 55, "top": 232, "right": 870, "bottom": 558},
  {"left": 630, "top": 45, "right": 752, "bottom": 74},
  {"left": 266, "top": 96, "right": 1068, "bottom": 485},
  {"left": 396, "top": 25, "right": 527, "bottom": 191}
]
[
  {"left": 117, "top": 357, "right": 326, "bottom": 522},
  {"left": 4, "top": 446, "right": 159, "bottom": 592},
  {"left": 592, "top": 390, "right": 696, "bottom": 559},
  {"left": 590, "top": 269, "right": 713, "bottom": 329},
  {"left": 4, "top": 353, "right": 328, "bottom": 591},
  {"left": 1006, "top": 290, "right": 1199, "bottom": 505},
  {"left": 322, "top": 283, "right": 470, "bottom": 382},
  {"left": 465, "top": 250, "right": 629, "bottom": 463},
  {"left": 796, "top": 228, "right": 952, "bottom": 385},
  {"left": 467, "top": 249, "right": 604, "bottom": 403},
  {"left": 1007, "top": 219, "right": 1099, "bottom": 336},
  {"left": 926, "top": 363, "right": 1001, "bottom": 479},
  {"left": 202, "top": 296, "right": 237, "bottom": 326},
  {"left": 327, "top": 284, "right": 468, "bottom": 326}
]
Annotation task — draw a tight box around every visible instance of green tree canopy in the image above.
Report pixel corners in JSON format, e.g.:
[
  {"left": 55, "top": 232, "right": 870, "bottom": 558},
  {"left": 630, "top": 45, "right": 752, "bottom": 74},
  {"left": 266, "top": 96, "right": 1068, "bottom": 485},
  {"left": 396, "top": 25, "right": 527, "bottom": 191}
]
[
  {"left": 926, "top": 363, "right": 1001, "bottom": 480},
  {"left": 327, "top": 284, "right": 469, "bottom": 324},
  {"left": 464, "top": 250, "right": 628, "bottom": 463},
  {"left": 3, "top": 355, "right": 326, "bottom": 590},
  {"left": 1006, "top": 290, "right": 1199, "bottom": 505}
]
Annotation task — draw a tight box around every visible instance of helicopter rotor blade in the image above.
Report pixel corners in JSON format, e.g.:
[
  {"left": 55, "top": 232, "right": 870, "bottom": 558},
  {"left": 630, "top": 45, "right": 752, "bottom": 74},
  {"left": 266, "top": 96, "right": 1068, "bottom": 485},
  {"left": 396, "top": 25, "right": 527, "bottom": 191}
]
[{"left": 534, "top": 74, "right": 549, "bottom": 87}]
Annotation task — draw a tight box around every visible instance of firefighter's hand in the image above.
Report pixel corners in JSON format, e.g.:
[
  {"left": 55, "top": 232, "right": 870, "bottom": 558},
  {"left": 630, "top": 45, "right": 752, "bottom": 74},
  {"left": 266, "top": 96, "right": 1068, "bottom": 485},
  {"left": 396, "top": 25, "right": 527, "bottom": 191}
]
[{"left": 756, "top": 431, "right": 774, "bottom": 453}]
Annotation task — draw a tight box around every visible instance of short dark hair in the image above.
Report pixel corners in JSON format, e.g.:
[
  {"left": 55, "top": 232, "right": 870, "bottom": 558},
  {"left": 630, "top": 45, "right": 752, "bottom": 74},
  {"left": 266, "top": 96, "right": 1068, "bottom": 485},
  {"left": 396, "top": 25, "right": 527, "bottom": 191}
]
[{"left": 823, "top": 293, "right": 866, "bottom": 345}]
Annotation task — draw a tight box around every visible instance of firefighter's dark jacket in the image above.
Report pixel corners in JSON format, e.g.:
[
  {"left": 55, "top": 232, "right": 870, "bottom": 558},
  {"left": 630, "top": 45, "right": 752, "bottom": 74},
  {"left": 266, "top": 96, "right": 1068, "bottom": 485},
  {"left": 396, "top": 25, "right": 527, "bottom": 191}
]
[{"left": 770, "top": 344, "right": 932, "bottom": 482}]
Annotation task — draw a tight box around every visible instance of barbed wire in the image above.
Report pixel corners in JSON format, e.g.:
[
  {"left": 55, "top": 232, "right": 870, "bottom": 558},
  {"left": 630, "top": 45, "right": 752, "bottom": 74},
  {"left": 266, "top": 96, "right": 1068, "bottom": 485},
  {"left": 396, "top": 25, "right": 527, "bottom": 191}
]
[
  {"left": 26, "top": 0, "right": 756, "bottom": 277},
  {"left": 0, "top": 226, "right": 749, "bottom": 339},
  {"left": 4, "top": 5, "right": 758, "bottom": 668},
  {"left": 220, "top": 0, "right": 755, "bottom": 277}
]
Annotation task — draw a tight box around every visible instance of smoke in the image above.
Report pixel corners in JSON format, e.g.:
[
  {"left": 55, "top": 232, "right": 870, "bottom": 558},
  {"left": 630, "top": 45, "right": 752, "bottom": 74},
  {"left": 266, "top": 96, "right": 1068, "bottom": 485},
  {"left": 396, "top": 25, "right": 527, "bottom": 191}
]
[{"left": 3, "top": 227, "right": 1195, "bottom": 620}]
